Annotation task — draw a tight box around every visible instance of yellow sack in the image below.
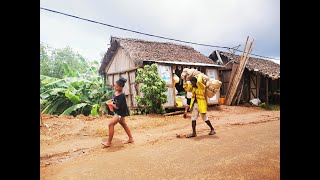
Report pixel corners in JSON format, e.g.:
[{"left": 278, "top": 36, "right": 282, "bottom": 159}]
[
  {"left": 181, "top": 68, "right": 189, "bottom": 80},
  {"left": 182, "top": 68, "right": 222, "bottom": 95},
  {"left": 206, "top": 80, "right": 222, "bottom": 91},
  {"left": 175, "top": 97, "right": 183, "bottom": 107},
  {"left": 206, "top": 88, "right": 220, "bottom": 98},
  {"left": 173, "top": 74, "right": 179, "bottom": 84}
]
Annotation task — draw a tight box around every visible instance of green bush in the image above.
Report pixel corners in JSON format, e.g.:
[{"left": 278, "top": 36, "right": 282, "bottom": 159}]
[{"left": 135, "top": 64, "right": 168, "bottom": 114}]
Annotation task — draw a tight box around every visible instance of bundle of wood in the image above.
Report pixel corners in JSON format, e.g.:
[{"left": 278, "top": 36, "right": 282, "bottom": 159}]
[{"left": 181, "top": 68, "right": 222, "bottom": 97}]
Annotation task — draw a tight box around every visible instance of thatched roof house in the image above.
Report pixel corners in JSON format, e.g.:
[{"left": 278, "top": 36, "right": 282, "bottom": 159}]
[
  {"left": 99, "top": 37, "right": 217, "bottom": 75},
  {"left": 209, "top": 50, "right": 280, "bottom": 104},
  {"left": 99, "top": 37, "right": 222, "bottom": 109},
  {"left": 210, "top": 51, "right": 280, "bottom": 80}
]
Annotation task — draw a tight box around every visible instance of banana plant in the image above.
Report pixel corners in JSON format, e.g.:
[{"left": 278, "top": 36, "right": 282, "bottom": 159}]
[{"left": 40, "top": 62, "right": 112, "bottom": 116}]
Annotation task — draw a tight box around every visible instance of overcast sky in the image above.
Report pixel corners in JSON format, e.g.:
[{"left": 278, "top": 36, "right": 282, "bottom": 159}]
[{"left": 40, "top": 0, "right": 280, "bottom": 64}]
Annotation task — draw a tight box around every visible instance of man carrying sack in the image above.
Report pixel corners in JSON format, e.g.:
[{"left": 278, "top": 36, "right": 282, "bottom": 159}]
[{"left": 183, "top": 74, "right": 216, "bottom": 138}]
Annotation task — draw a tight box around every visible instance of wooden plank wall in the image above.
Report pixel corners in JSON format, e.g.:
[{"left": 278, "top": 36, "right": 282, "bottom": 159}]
[
  {"left": 206, "top": 68, "right": 220, "bottom": 105},
  {"left": 249, "top": 73, "right": 262, "bottom": 100},
  {"left": 128, "top": 71, "right": 137, "bottom": 107},
  {"left": 158, "top": 64, "right": 175, "bottom": 108},
  {"left": 163, "top": 87, "right": 174, "bottom": 107},
  {"left": 250, "top": 73, "right": 257, "bottom": 100},
  {"left": 105, "top": 62, "right": 222, "bottom": 109},
  {"left": 107, "top": 47, "right": 135, "bottom": 73},
  {"left": 106, "top": 69, "right": 138, "bottom": 109},
  {"left": 220, "top": 70, "right": 231, "bottom": 97}
]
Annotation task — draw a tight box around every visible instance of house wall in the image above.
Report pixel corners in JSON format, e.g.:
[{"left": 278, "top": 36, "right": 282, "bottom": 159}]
[
  {"left": 157, "top": 64, "right": 175, "bottom": 108},
  {"left": 219, "top": 70, "right": 231, "bottom": 97},
  {"left": 246, "top": 72, "right": 280, "bottom": 104},
  {"left": 105, "top": 47, "right": 139, "bottom": 109},
  {"left": 258, "top": 76, "right": 280, "bottom": 104},
  {"left": 105, "top": 60, "right": 221, "bottom": 110},
  {"left": 219, "top": 69, "right": 262, "bottom": 104},
  {"left": 269, "top": 78, "right": 280, "bottom": 104},
  {"left": 242, "top": 70, "right": 251, "bottom": 102},
  {"left": 106, "top": 47, "right": 135, "bottom": 74},
  {"left": 249, "top": 72, "right": 258, "bottom": 100},
  {"left": 106, "top": 70, "right": 138, "bottom": 109},
  {"left": 257, "top": 74, "right": 261, "bottom": 98},
  {"left": 145, "top": 63, "right": 221, "bottom": 108},
  {"left": 259, "top": 75, "right": 267, "bottom": 102},
  {"left": 206, "top": 68, "right": 220, "bottom": 105}
]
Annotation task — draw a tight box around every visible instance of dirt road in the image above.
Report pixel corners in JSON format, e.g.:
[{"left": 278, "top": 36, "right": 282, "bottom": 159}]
[{"left": 40, "top": 105, "right": 280, "bottom": 180}]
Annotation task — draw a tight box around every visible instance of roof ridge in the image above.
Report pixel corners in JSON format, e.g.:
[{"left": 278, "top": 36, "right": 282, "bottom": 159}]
[
  {"left": 218, "top": 51, "right": 279, "bottom": 64},
  {"left": 111, "top": 36, "right": 194, "bottom": 49}
]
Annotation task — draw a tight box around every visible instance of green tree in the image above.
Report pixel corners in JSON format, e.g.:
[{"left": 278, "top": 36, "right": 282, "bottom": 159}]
[
  {"left": 40, "top": 42, "right": 52, "bottom": 76},
  {"left": 40, "top": 43, "right": 112, "bottom": 116},
  {"left": 40, "top": 43, "right": 89, "bottom": 78},
  {"left": 135, "top": 64, "right": 168, "bottom": 114},
  {"left": 50, "top": 47, "right": 88, "bottom": 78}
]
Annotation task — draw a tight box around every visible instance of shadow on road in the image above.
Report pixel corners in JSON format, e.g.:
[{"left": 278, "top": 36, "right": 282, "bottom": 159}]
[{"left": 192, "top": 135, "right": 219, "bottom": 141}]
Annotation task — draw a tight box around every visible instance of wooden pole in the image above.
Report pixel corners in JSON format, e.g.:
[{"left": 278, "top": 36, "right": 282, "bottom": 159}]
[
  {"left": 226, "top": 36, "right": 249, "bottom": 99},
  {"left": 239, "top": 45, "right": 253, "bottom": 105},
  {"left": 225, "top": 38, "right": 254, "bottom": 105},
  {"left": 103, "top": 73, "right": 106, "bottom": 94},
  {"left": 242, "top": 36, "right": 249, "bottom": 57},
  {"left": 127, "top": 71, "right": 134, "bottom": 107},
  {"left": 226, "top": 37, "right": 249, "bottom": 100},
  {"left": 112, "top": 75, "right": 114, "bottom": 87},
  {"left": 235, "top": 77, "right": 244, "bottom": 105},
  {"left": 226, "top": 63, "right": 238, "bottom": 97}
]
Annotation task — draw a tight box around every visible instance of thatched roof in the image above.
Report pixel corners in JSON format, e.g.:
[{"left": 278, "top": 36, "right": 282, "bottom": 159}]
[
  {"left": 209, "top": 51, "right": 280, "bottom": 80},
  {"left": 99, "top": 37, "right": 217, "bottom": 74}
]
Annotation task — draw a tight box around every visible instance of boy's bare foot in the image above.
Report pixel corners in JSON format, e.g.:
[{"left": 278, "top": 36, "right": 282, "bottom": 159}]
[
  {"left": 101, "top": 142, "right": 111, "bottom": 147},
  {"left": 124, "top": 139, "right": 134, "bottom": 144}
]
